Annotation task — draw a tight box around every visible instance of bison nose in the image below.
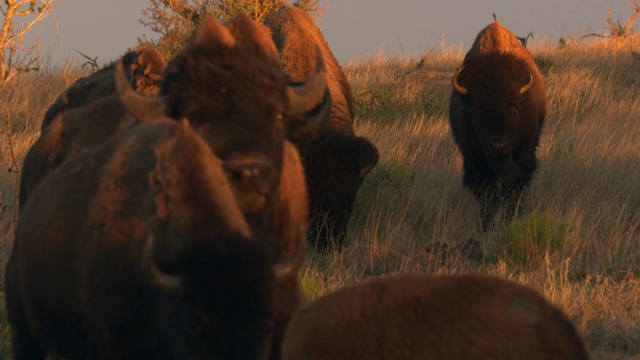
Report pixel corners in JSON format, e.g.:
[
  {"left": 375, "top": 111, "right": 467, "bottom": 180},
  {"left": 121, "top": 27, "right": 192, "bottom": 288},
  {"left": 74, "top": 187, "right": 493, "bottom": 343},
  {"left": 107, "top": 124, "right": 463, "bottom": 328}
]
[
  {"left": 488, "top": 140, "right": 510, "bottom": 158},
  {"left": 224, "top": 153, "right": 274, "bottom": 214}
]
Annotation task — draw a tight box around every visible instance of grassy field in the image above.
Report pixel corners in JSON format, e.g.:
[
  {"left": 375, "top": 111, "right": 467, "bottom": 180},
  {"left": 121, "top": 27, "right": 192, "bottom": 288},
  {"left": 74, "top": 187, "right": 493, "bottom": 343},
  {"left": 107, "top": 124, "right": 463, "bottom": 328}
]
[{"left": 2, "top": 38, "right": 640, "bottom": 358}]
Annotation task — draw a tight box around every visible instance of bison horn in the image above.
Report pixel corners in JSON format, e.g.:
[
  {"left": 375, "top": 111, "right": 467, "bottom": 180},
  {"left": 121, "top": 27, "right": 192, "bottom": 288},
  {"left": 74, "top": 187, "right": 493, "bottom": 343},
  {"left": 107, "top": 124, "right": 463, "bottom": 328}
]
[
  {"left": 142, "top": 234, "right": 181, "bottom": 292},
  {"left": 519, "top": 73, "right": 534, "bottom": 95},
  {"left": 452, "top": 66, "right": 468, "bottom": 95},
  {"left": 273, "top": 225, "right": 307, "bottom": 281},
  {"left": 115, "top": 60, "right": 166, "bottom": 121},
  {"left": 286, "top": 45, "right": 328, "bottom": 117}
]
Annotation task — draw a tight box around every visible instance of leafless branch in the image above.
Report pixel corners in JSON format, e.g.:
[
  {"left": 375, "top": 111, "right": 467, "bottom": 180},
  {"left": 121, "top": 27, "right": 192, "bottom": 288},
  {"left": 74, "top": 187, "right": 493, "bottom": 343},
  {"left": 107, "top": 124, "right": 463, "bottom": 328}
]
[
  {"left": 415, "top": 46, "right": 434, "bottom": 71},
  {"left": 516, "top": 32, "right": 534, "bottom": 48},
  {"left": 76, "top": 50, "right": 98, "bottom": 72}
]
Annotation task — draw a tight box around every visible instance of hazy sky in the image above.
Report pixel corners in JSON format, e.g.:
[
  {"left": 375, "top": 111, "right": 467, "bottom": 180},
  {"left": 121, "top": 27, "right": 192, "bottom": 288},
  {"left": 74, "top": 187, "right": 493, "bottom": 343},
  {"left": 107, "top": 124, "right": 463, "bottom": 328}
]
[{"left": 24, "top": 0, "right": 637, "bottom": 66}]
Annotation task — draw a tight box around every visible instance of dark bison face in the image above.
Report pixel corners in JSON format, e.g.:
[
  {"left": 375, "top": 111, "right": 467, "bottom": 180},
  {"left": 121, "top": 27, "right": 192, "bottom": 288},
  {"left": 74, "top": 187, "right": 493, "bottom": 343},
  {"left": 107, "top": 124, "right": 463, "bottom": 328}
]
[
  {"left": 452, "top": 53, "right": 533, "bottom": 178},
  {"left": 305, "top": 135, "right": 379, "bottom": 248},
  {"left": 143, "top": 232, "right": 306, "bottom": 359},
  {"left": 116, "top": 17, "right": 326, "bottom": 219}
]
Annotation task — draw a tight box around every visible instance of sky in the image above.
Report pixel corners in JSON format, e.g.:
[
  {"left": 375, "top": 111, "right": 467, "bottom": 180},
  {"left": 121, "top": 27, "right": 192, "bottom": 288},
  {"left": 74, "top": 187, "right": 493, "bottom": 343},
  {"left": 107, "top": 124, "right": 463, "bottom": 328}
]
[{"left": 21, "top": 0, "right": 639, "bottom": 66}]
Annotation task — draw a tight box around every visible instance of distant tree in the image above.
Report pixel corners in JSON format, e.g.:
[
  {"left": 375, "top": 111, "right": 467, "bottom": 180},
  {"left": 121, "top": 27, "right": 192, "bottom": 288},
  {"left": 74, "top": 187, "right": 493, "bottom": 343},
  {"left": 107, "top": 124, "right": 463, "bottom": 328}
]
[
  {"left": 605, "top": 0, "right": 640, "bottom": 40},
  {"left": 0, "top": 0, "right": 56, "bottom": 85},
  {"left": 140, "top": 0, "right": 325, "bottom": 59}
]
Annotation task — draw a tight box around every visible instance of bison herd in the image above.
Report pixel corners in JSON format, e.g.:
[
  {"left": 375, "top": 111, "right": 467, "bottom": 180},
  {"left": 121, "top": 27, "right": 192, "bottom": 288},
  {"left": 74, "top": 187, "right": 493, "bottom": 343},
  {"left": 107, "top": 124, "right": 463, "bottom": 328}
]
[{"left": 4, "top": 5, "right": 589, "bottom": 360}]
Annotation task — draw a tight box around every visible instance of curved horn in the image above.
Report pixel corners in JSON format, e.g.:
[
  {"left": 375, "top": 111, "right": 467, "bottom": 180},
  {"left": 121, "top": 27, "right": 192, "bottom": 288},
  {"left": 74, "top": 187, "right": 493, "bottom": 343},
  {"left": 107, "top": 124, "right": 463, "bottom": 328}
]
[
  {"left": 452, "top": 66, "right": 468, "bottom": 95},
  {"left": 115, "top": 60, "right": 166, "bottom": 121},
  {"left": 273, "top": 225, "right": 307, "bottom": 281},
  {"left": 142, "top": 234, "right": 181, "bottom": 292},
  {"left": 519, "top": 73, "right": 534, "bottom": 95},
  {"left": 286, "top": 45, "right": 328, "bottom": 117}
]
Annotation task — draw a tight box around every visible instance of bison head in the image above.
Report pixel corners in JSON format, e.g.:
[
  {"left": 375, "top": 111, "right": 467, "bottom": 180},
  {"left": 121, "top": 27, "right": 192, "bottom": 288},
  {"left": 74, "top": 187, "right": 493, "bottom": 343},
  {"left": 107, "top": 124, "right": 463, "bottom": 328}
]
[
  {"left": 304, "top": 135, "right": 379, "bottom": 248},
  {"left": 451, "top": 52, "right": 533, "bottom": 179},
  {"left": 141, "top": 229, "right": 306, "bottom": 359},
  {"left": 41, "top": 46, "right": 165, "bottom": 131},
  {"left": 116, "top": 15, "right": 327, "bottom": 220}
]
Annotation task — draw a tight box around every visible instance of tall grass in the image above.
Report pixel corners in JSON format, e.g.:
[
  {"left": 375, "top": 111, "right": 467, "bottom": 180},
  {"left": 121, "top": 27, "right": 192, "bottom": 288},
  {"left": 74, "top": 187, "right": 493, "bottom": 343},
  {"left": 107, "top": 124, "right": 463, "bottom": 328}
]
[{"left": 1, "top": 38, "right": 640, "bottom": 358}]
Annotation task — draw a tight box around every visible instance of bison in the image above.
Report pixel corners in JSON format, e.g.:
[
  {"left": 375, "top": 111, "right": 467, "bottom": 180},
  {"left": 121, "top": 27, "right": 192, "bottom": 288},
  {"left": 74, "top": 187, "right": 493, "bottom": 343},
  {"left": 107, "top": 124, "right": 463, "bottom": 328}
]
[
  {"left": 19, "top": 95, "right": 134, "bottom": 210},
  {"left": 6, "top": 117, "right": 305, "bottom": 359},
  {"left": 281, "top": 274, "right": 589, "bottom": 360},
  {"left": 449, "top": 21, "right": 546, "bottom": 230},
  {"left": 40, "top": 45, "right": 165, "bottom": 130},
  {"left": 264, "top": 5, "right": 380, "bottom": 249},
  {"left": 115, "top": 14, "right": 327, "bottom": 360}
]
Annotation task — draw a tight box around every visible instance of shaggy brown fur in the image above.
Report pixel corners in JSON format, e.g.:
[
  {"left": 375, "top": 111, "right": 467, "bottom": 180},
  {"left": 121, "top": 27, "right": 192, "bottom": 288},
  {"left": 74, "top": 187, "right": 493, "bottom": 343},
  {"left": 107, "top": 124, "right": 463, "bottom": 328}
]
[
  {"left": 449, "top": 22, "right": 546, "bottom": 230},
  {"left": 264, "top": 5, "right": 353, "bottom": 135},
  {"left": 282, "top": 274, "right": 589, "bottom": 360},
  {"left": 19, "top": 96, "right": 133, "bottom": 209},
  {"left": 467, "top": 21, "right": 524, "bottom": 59},
  {"left": 6, "top": 119, "right": 280, "bottom": 359},
  {"left": 40, "top": 46, "right": 165, "bottom": 130},
  {"left": 134, "top": 15, "right": 323, "bottom": 360},
  {"left": 264, "top": 6, "right": 379, "bottom": 249}
]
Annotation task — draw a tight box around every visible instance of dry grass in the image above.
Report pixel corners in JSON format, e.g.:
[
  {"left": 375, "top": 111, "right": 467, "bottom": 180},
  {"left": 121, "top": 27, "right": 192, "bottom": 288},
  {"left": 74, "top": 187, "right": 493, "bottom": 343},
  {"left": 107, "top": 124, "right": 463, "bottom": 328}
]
[{"left": 2, "top": 38, "right": 640, "bottom": 358}]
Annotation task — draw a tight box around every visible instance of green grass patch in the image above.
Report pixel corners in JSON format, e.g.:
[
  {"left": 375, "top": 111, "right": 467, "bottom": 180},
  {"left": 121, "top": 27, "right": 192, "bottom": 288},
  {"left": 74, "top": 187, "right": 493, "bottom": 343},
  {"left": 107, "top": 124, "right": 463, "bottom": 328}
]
[
  {"left": 299, "top": 274, "right": 326, "bottom": 300},
  {"left": 493, "top": 211, "right": 570, "bottom": 267}
]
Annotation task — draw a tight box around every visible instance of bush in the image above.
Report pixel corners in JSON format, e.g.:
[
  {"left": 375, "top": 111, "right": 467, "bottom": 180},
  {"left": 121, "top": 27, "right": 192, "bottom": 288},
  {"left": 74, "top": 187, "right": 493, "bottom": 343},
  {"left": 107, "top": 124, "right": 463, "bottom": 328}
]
[{"left": 140, "top": 0, "right": 326, "bottom": 59}]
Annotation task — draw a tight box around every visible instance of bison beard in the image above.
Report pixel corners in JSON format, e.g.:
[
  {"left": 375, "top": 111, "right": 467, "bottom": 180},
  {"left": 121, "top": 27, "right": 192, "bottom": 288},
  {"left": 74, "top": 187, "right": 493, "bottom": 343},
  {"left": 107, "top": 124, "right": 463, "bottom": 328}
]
[{"left": 449, "top": 21, "right": 546, "bottom": 230}]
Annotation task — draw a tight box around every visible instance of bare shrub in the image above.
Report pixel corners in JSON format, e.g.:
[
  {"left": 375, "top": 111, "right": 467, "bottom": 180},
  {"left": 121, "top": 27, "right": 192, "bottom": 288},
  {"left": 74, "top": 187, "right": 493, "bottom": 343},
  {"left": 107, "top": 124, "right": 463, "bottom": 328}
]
[{"left": 0, "top": 0, "right": 56, "bottom": 84}]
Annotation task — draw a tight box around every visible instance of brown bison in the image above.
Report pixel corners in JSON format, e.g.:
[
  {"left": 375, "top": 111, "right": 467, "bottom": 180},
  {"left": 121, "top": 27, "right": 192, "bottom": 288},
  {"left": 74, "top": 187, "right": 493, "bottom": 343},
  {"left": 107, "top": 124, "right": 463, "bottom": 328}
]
[
  {"left": 264, "top": 5, "right": 380, "bottom": 249},
  {"left": 19, "top": 95, "right": 134, "bottom": 210},
  {"left": 449, "top": 21, "right": 546, "bottom": 230},
  {"left": 115, "top": 14, "right": 327, "bottom": 360},
  {"left": 6, "top": 117, "right": 305, "bottom": 359},
  {"left": 40, "top": 45, "right": 165, "bottom": 130},
  {"left": 282, "top": 274, "right": 589, "bottom": 360}
]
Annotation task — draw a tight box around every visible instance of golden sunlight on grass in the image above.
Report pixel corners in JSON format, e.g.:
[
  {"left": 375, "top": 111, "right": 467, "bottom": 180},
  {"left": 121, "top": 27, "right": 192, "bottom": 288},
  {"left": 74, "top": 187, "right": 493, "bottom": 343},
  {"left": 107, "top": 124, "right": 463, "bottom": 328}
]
[{"left": 1, "top": 38, "right": 640, "bottom": 358}]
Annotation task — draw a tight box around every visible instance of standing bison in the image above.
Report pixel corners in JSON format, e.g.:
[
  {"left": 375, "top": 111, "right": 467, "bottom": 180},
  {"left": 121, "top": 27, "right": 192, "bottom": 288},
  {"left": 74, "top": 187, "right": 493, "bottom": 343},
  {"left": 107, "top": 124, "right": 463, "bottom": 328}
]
[
  {"left": 449, "top": 21, "right": 546, "bottom": 230},
  {"left": 6, "top": 117, "right": 305, "bottom": 359},
  {"left": 265, "top": 5, "right": 380, "bottom": 249},
  {"left": 115, "top": 14, "right": 326, "bottom": 360},
  {"left": 282, "top": 274, "right": 589, "bottom": 360},
  {"left": 40, "top": 45, "right": 165, "bottom": 130}
]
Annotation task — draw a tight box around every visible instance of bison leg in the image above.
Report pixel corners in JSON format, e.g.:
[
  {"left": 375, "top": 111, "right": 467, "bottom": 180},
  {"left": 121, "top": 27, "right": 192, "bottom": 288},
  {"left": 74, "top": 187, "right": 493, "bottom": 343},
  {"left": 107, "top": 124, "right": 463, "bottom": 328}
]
[
  {"left": 5, "top": 267, "right": 47, "bottom": 360},
  {"left": 461, "top": 161, "right": 500, "bottom": 231}
]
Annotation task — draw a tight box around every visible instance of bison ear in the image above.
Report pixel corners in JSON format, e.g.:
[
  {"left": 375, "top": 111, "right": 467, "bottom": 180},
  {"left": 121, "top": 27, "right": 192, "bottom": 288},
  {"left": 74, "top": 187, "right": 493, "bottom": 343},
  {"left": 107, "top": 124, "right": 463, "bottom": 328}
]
[
  {"left": 193, "top": 16, "right": 236, "bottom": 48},
  {"left": 283, "top": 87, "right": 331, "bottom": 147}
]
